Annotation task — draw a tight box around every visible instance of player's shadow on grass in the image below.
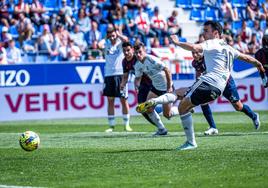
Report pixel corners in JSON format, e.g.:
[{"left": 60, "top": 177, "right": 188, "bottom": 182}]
[{"left": 102, "top": 148, "right": 174, "bottom": 154}]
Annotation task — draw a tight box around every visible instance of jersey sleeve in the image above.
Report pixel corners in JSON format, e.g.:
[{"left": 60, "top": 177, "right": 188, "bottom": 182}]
[
  {"left": 134, "top": 62, "right": 143, "bottom": 78},
  {"left": 230, "top": 46, "right": 241, "bottom": 59}
]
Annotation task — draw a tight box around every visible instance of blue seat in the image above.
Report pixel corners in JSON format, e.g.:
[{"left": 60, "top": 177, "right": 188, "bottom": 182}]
[
  {"left": 232, "top": 20, "right": 243, "bottom": 34},
  {"left": 179, "top": 37, "right": 187, "bottom": 42},
  {"left": 236, "top": 7, "right": 247, "bottom": 20},
  {"left": 191, "top": 0, "right": 204, "bottom": 8},
  {"left": 99, "top": 24, "right": 108, "bottom": 38},
  {"left": 204, "top": 7, "right": 219, "bottom": 21},
  {"left": 176, "top": 0, "right": 192, "bottom": 9},
  {"left": 260, "top": 20, "right": 267, "bottom": 31},
  {"left": 43, "top": 0, "right": 58, "bottom": 11},
  {"left": 247, "top": 20, "right": 254, "bottom": 28},
  {"left": 190, "top": 8, "right": 204, "bottom": 22},
  {"left": 232, "top": 0, "right": 247, "bottom": 8}
]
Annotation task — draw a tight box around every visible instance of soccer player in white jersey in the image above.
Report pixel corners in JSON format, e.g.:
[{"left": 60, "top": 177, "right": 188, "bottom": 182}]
[
  {"left": 168, "top": 21, "right": 266, "bottom": 150},
  {"left": 134, "top": 42, "right": 179, "bottom": 135},
  {"left": 98, "top": 26, "right": 132, "bottom": 133}
]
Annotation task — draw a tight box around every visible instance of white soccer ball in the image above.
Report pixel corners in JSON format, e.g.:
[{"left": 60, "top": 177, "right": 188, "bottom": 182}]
[{"left": 19, "top": 131, "right": 40, "bottom": 151}]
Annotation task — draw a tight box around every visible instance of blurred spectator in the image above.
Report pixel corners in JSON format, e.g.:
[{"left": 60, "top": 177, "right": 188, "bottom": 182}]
[
  {"left": 6, "top": 39, "right": 22, "bottom": 64},
  {"left": 0, "top": 0, "right": 10, "bottom": 27},
  {"left": 246, "top": 0, "right": 266, "bottom": 20},
  {"left": 225, "top": 35, "right": 234, "bottom": 46},
  {"left": 111, "top": 3, "right": 123, "bottom": 32},
  {"left": 252, "top": 20, "right": 263, "bottom": 44},
  {"left": 56, "top": 8, "right": 74, "bottom": 28},
  {"left": 77, "top": 9, "right": 91, "bottom": 33},
  {"left": 167, "top": 10, "right": 181, "bottom": 37},
  {"left": 0, "top": 46, "right": 7, "bottom": 64},
  {"left": 58, "top": 38, "right": 68, "bottom": 61},
  {"left": 14, "top": 0, "right": 30, "bottom": 17},
  {"left": 248, "top": 33, "right": 261, "bottom": 54},
  {"left": 221, "top": 0, "right": 238, "bottom": 21},
  {"left": 222, "top": 21, "right": 234, "bottom": 37},
  {"left": 134, "top": 6, "right": 155, "bottom": 43},
  {"left": 36, "top": 24, "right": 56, "bottom": 55},
  {"left": 30, "top": 0, "right": 48, "bottom": 26},
  {"left": 0, "top": 26, "right": 12, "bottom": 47},
  {"left": 150, "top": 7, "right": 168, "bottom": 39},
  {"left": 125, "top": 0, "right": 142, "bottom": 10},
  {"left": 262, "top": 0, "right": 268, "bottom": 21},
  {"left": 22, "top": 36, "right": 36, "bottom": 52},
  {"left": 233, "top": 34, "right": 249, "bottom": 54},
  {"left": 204, "top": 0, "right": 219, "bottom": 7},
  {"left": 237, "top": 21, "right": 252, "bottom": 43},
  {"left": 61, "top": 0, "right": 73, "bottom": 17},
  {"left": 122, "top": 5, "right": 136, "bottom": 37},
  {"left": 55, "top": 24, "right": 70, "bottom": 47},
  {"left": 89, "top": 0, "right": 102, "bottom": 23},
  {"left": 70, "top": 25, "right": 87, "bottom": 52},
  {"left": 151, "top": 37, "right": 161, "bottom": 48},
  {"left": 80, "top": 1, "right": 90, "bottom": 16},
  {"left": 87, "top": 20, "right": 101, "bottom": 49},
  {"left": 16, "top": 13, "right": 34, "bottom": 46},
  {"left": 67, "top": 39, "right": 82, "bottom": 61}
]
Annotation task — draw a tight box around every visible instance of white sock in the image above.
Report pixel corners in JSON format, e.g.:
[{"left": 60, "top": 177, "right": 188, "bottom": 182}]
[
  {"left": 151, "top": 93, "right": 177, "bottom": 105},
  {"left": 148, "top": 110, "right": 165, "bottom": 130},
  {"left": 123, "top": 114, "right": 130, "bottom": 126},
  {"left": 180, "top": 112, "right": 196, "bottom": 145},
  {"left": 170, "top": 106, "right": 179, "bottom": 117},
  {"left": 108, "top": 115, "right": 115, "bottom": 127}
]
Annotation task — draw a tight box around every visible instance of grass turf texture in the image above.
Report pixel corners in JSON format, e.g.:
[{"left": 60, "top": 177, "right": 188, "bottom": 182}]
[{"left": 0, "top": 111, "right": 268, "bottom": 188}]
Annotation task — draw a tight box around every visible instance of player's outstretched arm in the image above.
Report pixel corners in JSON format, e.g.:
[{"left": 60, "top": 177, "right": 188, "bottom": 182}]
[
  {"left": 134, "top": 77, "right": 142, "bottom": 92},
  {"left": 169, "top": 34, "right": 203, "bottom": 53},
  {"left": 238, "top": 53, "right": 268, "bottom": 87}
]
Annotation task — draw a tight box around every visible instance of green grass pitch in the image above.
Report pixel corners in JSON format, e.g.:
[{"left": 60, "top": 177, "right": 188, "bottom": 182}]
[{"left": 0, "top": 111, "right": 268, "bottom": 188}]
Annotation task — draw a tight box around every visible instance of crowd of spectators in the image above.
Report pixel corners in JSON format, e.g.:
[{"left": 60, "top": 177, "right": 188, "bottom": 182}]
[{"left": 0, "top": 0, "right": 267, "bottom": 64}]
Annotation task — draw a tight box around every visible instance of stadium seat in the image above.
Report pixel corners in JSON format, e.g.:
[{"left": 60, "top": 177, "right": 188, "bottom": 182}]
[
  {"left": 232, "top": 20, "right": 243, "bottom": 34},
  {"left": 191, "top": 0, "right": 204, "bottom": 8},
  {"left": 190, "top": 8, "right": 204, "bottom": 22},
  {"left": 232, "top": 0, "right": 247, "bottom": 8},
  {"left": 260, "top": 20, "right": 267, "bottom": 31},
  {"left": 99, "top": 24, "right": 108, "bottom": 38},
  {"left": 175, "top": 0, "right": 192, "bottom": 9},
  {"left": 247, "top": 20, "right": 254, "bottom": 28},
  {"left": 236, "top": 7, "right": 247, "bottom": 20},
  {"left": 179, "top": 37, "right": 187, "bottom": 42},
  {"left": 204, "top": 7, "right": 220, "bottom": 21},
  {"left": 43, "top": 0, "right": 59, "bottom": 12}
]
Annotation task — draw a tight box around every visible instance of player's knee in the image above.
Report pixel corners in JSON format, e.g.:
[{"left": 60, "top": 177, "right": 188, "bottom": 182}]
[
  {"left": 233, "top": 101, "right": 243, "bottom": 111},
  {"left": 163, "top": 112, "right": 171, "bottom": 119}
]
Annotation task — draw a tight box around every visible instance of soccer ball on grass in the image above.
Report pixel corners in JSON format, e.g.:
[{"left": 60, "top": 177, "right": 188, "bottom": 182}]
[{"left": 19, "top": 131, "right": 40, "bottom": 151}]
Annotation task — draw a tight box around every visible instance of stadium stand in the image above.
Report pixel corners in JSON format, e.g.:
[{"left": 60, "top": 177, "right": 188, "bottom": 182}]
[{"left": 0, "top": 0, "right": 267, "bottom": 64}]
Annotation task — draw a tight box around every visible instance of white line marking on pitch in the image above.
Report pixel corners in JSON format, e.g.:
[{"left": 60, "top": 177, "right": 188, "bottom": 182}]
[{"left": 0, "top": 185, "right": 45, "bottom": 188}]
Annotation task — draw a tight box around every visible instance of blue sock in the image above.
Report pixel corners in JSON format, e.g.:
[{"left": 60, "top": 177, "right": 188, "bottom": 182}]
[
  {"left": 241, "top": 104, "right": 256, "bottom": 120},
  {"left": 155, "top": 105, "right": 163, "bottom": 114},
  {"left": 201, "top": 104, "right": 217, "bottom": 129}
]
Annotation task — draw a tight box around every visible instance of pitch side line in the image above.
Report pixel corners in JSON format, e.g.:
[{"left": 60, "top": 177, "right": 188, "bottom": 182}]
[{"left": 0, "top": 185, "right": 45, "bottom": 188}]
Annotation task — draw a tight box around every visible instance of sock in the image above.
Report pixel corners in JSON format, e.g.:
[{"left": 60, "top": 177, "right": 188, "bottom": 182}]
[
  {"left": 170, "top": 106, "right": 179, "bottom": 117},
  {"left": 155, "top": 105, "right": 163, "bottom": 114},
  {"left": 241, "top": 104, "right": 256, "bottom": 120},
  {"left": 180, "top": 112, "right": 196, "bottom": 146},
  {"left": 147, "top": 110, "right": 166, "bottom": 130},
  {"left": 151, "top": 93, "right": 177, "bottom": 105},
  {"left": 108, "top": 115, "right": 115, "bottom": 127},
  {"left": 123, "top": 114, "right": 130, "bottom": 126},
  {"left": 201, "top": 104, "right": 217, "bottom": 129}
]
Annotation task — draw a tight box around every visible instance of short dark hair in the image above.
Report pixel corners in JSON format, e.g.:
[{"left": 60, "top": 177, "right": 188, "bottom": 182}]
[
  {"left": 134, "top": 42, "right": 145, "bottom": 51},
  {"left": 107, "top": 26, "right": 116, "bottom": 34},
  {"left": 122, "top": 41, "right": 132, "bottom": 48},
  {"left": 204, "top": 21, "right": 223, "bottom": 35}
]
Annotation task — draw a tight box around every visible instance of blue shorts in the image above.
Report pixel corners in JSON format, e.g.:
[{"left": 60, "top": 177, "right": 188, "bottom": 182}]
[
  {"left": 138, "top": 84, "right": 152, "bottom": 103},
  {"left": 223, "top": 76, "right": 240, "bottom": 103}
]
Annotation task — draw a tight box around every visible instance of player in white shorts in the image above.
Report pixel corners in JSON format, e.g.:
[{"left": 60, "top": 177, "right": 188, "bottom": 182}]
[
  {"left": 134, "top": 42, "right": 179, "bottom": 135},
  {"left": 168, "top": 21, "right": 266, "bottom": 150}
]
